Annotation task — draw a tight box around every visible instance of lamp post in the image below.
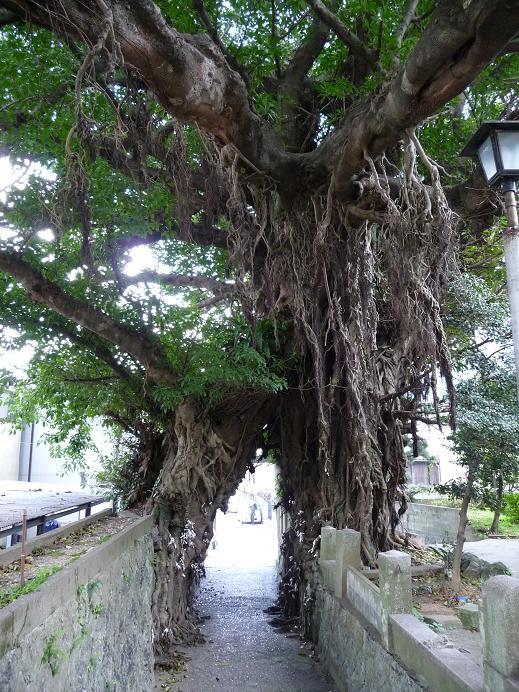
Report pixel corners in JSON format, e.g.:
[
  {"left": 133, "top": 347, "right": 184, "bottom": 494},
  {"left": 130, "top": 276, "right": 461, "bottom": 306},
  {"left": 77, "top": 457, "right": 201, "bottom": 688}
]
[{"left": 461, "top": 120, "right": 519, "bottom": 399}]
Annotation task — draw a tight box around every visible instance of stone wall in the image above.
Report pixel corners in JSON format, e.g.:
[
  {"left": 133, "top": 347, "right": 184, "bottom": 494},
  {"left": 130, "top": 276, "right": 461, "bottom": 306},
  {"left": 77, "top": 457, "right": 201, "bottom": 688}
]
[
  {"left": 400, "top": 503, "right": 477, "bottom": 544},
  {"left": 315, "top": 526, "right": 486, "bottom": 692},
  {"left": 0, "top": 515, "right": 155, "bottom": 692},
  {"left": 316, "top": 590, "right": 424, "bottom": 692}
]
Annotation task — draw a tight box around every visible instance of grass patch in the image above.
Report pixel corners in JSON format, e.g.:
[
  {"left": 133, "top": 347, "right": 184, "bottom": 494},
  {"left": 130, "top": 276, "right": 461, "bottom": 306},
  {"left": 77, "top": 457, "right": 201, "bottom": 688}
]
[
  {"left": 0, "top": 565, "right": 62, "bottom": 607},
  {"left": 468, "top": 508, "right": 519, "bottom": 536}
]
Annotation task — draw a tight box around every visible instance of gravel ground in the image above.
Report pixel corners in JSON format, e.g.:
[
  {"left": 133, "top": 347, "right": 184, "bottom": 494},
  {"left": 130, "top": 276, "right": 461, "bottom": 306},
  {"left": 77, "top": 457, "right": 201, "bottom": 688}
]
[{"left": 156, "top": 514, "right": 336, "bottom": 692}]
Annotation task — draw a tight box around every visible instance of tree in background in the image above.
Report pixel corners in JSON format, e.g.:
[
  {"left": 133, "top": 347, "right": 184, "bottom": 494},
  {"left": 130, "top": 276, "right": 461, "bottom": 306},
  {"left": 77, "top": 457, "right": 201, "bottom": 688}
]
[
  {"left": 0, "top": 0, "right": 518, "bottom": 646},
  {"left": 439, "top": 274, "right": 519, "bottom": 586},
  {"left": 446, "top": 372, "right": 519, "bottom": 586}
]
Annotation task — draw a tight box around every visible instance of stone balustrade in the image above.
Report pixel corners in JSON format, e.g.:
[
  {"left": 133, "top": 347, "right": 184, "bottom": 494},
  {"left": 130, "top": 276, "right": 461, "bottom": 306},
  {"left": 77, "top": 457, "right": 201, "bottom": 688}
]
[{"left": 317, "top": 525, "right": 518, "bottom": 692}]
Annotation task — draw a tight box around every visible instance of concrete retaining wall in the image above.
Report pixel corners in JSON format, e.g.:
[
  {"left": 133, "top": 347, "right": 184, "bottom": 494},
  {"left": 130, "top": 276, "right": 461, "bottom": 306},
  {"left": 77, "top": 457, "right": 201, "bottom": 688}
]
[
  {"left": 0, "top": 515, "right": 155, "bottom": 692},
  {"left": 390, "top": 615, "right": 483, "bottom": 692},
  {"left": 401, "top": 503, "right": 477, "bottom": 544}
]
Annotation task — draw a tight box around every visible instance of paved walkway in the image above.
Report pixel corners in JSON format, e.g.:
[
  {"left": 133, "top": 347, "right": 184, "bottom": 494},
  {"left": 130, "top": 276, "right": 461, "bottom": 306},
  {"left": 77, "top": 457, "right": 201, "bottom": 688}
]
[
  {"left": 464, "top": 538, "right": 519, "bottom": 578},
  {"left": 157, "top": 513, "right": 335, "bottom": 692}
]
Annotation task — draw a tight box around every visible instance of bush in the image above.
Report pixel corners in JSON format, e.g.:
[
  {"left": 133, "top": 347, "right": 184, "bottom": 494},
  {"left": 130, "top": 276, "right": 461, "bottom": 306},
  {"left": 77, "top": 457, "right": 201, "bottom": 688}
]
[{"left": 503, "top": 493, "right": 519, "bottom": 523}]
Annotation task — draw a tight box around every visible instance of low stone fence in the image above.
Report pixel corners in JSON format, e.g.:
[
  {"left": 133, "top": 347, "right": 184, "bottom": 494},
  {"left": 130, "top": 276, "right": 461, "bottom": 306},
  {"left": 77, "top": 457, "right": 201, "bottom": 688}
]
[
  {"left": 401, "top": 502, "right": 477, "bottom": 544},
  {"left": 316, "top": 526, "right": 519, "bottom": 692},
  {"left": 0, "top": 515, "right": 155, "bottom": 692}
]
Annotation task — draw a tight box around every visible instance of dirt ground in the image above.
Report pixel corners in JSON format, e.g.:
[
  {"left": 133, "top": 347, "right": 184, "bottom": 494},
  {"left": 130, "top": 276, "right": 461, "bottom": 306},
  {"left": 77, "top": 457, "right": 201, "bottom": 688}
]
[
  {"left": 413, "top": 572, "right": 482, "bottom": 613},
  {"left": 0, "top": 513, "right": 137, "bottom": 602}
]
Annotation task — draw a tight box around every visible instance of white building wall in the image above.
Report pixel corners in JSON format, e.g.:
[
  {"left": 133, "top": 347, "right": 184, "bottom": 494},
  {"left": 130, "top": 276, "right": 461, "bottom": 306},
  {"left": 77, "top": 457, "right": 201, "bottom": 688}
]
[
  {"left": 417, "top": 423, "right": 460, "bottom": 484},
  {"left": 0, "top": 428, "right": 21, "bottom": 481},
  {"left": 0, "top": 412, "right": 113, "bottom": 491},
  {"left": 17, "top": 423, "right": 84, "bottom": 487}
]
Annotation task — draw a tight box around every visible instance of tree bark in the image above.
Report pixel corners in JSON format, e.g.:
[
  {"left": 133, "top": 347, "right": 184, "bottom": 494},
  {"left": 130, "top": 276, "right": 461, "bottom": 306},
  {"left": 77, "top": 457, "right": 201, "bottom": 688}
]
[
  {"left": 148, "top": 397, "right": 273, "bottom": 655},
  {"left": 490, "top": 472, "right": 504, "bottom": 535},
  {"left": 451, "top": 465, "right": 475, "bottom": 591}
]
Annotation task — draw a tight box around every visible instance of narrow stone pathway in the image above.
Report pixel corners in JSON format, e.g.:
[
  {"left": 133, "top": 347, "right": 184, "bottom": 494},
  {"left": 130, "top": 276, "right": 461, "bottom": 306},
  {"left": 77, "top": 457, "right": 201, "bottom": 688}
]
[
  {"left": 156, "top": 513, "right": 335, "bottom": 692},
  {"left": 172, "top": 565, "right": 335, "bottom": 692}
]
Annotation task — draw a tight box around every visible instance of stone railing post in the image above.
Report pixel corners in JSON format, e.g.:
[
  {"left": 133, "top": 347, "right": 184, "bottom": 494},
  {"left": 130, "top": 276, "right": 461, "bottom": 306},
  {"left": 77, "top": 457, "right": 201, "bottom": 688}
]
[
  {"left": 319, "top": 526, "right": 337, "bottom": 592},
  {"left": 320, "top": 526, "right": 337, "bottom": 560},
  {"left": 335, "top": 528, "right": 361, "bottom": 598},
  {"left": 481, "top": 575, "right": 519, "bottom": 691},
  {"left": 378, "top": 550, "right": 412, "bottom": 649}
]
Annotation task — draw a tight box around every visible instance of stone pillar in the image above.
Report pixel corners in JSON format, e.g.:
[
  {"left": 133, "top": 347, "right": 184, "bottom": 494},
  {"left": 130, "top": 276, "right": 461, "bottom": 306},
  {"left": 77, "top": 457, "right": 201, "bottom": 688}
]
[
  {"left": 334, "top": 528, "right": 361, "bottom": 598},
  {"left": 320, "top": 526, "right": 337, "bottom": 560},
  {"left": 481, "top": 575, "right": 519, "bottom": 692},
  {"left": 378, "top": 550, "right": 412, "bottom": 649},
  {"left": 319, "top": 526, "right": 337, "bottom": 592}
]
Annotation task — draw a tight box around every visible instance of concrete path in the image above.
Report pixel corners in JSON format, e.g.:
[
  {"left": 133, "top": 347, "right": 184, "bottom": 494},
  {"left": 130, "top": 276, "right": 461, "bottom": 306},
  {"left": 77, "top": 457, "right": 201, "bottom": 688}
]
[
  {"left": 463, "top": 539, "right": 519, "bottom": 578},
  {"left": 158, "top": 513, "right": 335, "bottom": 692}
]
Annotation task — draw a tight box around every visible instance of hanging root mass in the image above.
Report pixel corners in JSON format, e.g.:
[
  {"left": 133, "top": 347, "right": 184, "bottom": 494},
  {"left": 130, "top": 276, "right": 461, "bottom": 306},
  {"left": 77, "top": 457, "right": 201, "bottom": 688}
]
[{"left": 210, "top": 129, "right": 458, "bottom": 566}]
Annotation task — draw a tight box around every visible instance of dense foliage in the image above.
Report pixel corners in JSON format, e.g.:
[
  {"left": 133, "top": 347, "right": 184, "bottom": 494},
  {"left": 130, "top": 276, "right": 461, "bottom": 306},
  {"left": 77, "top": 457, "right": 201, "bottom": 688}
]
[
  {"left": 435, "top": 275, "right": 519, "bottom": 523},
  {"left": 0, "top": 0, "right": 518, "bottom": 646}
]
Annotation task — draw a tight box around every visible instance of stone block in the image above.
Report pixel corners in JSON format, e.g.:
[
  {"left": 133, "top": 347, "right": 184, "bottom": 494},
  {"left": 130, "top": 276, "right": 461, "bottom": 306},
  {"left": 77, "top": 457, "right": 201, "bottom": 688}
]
[
  {"left": 320, "top": 559, "right": 337, "bottom": 592},
  {"left": 481, "top": 575, "right": 519, "bottom": 691},
  {"left": 457, "top": 604, "right": 479, "bottom": 631},
  {"left": 335, "top": 528, "right": 361, "bottom": 598},
  {"left": 346, "top": 566, "right": 382, "bottom": 633},
  {"left": 320, "top": 526, "right": 337, "bottom": 561},
  {"left": 379, "top": 550, "right": 412, "bottom": 649}
]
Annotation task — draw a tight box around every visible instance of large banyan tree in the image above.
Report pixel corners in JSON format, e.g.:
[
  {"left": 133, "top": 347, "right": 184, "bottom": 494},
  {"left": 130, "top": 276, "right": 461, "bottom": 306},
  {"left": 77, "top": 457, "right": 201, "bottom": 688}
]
[{"left": 0, "top": 0, "right": 518, "bottom": 652}]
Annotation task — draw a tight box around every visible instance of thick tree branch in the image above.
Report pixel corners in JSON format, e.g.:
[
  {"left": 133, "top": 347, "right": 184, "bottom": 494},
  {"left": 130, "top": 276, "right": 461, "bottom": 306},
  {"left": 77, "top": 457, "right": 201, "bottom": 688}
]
[
  {"left": 122, "top": 270, "right": 233, "bottom": 293},
  {"left": 0, "top": 250, "right": 177, "bottom": 385},
  {"left": 191, "top": 0, "right": 250, "bottom": 85},
  {"left": 196, "top": 293, "right": 234, "bottom": 310},
  {"left": 392, "top": 411, "right": 439, "bottom": 426},
  {"left": 279, "top": 12, "right": 330, "bottom": 151},
  {"left": 63, "top": 375, "right": 120, "bottom": 383},
  {"left": 0, "top": 7, "right": 16, "bottom": 26},
  {"left": 3, "top": 0, "right": 261, "bottom": 149},
  {"left": 378, "top": 369, "right": 433, "bottom": 403},
  {"left": 317, "top": 0, "right": 519, "bottom": 197},
  {"left": 54, "top": 324, "right": 167, "bottom": 418},
  {"left": 110, "top": 219, "right": 229, "bottom": 251},
  {"left": 305, "top": 0, "right": 378, "bottom": 68},
  {"left": 395, "top": 0, "right": 420, "bottom": 53},
  {"left": 3, "top": 0, "right": 519, "bottom": 200}
]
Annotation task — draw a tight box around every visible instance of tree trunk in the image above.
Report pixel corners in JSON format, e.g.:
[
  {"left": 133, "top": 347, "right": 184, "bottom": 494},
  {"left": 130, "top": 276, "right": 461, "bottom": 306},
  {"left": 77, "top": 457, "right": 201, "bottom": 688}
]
[
  {"left": 451, "top": 465, "right": 475, "bottom": 591},
  {"left": 148, "top": 398, "right": 273, "bottom": 657},
  {"left": 490, "top": 472, "right": 504, "bottom": 535}
]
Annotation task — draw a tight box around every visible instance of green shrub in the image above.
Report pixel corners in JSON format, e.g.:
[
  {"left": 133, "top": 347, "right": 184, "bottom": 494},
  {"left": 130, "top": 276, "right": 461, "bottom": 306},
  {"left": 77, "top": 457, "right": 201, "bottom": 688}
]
[{"left": 503, "top": 493, "right": 519, "bottom": 523}]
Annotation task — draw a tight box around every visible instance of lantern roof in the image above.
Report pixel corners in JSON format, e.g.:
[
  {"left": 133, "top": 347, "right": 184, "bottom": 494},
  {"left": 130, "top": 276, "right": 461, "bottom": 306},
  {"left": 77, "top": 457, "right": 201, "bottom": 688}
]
[{"left": 460, "top": 120, "right": 519, "bottom": 158}]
